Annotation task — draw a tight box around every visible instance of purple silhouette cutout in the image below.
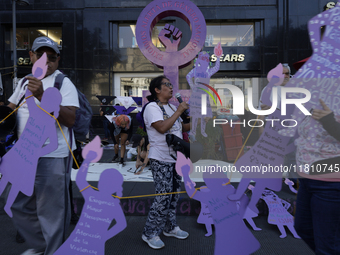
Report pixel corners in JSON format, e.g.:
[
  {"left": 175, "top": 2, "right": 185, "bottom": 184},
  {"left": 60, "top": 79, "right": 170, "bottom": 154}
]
[
  {"left": 284, "top": 178, "right": 298, "bottom": 194},
  {"left": 228, "top": 67, "right": 296, "bottom": 215},
  {"left": 196, "top": 187, "right": 214, "bottom": 237},
  {"left": 186, "top": 43, "right": 223, "bottom": 137},
  {"left": 237, "top": 188, "right": 262, "bottom": 231},
  {"left": 177, "top": 153, "right": 260, "bottom": 255},
  {"left": 197, "top": 185, "right": 262, "bottom": 236},
  {"left": 0, "top": 88, "right": 61, "bottom": 217},
  {"left": 280, "top": 2, "right": 340, "bottom": 140},
  {"left": 261, "top": 189, "right": 300, "bottom": 239},
  {"left": 54, "top": 136, "right": 127, "bottom": 255},
  {"left": 135, "top": 0, "right": 206, "bottom": 93}
]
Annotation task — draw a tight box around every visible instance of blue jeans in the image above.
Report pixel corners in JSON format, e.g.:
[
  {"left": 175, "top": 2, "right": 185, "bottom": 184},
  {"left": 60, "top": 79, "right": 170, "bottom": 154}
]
[{"left": 294, "top": 178, "right": 340, "bottom": 254}]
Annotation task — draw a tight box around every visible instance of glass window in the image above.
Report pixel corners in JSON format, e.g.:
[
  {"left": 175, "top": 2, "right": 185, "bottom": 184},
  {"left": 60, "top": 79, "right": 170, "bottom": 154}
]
[
  {"left": 29, "top": 28, "right": 48, "bottom": 47},
  {"left": 119, "top": 24, "right": 168, "bottom": 48},
  {"left": 120, "top": 77, "right": 152, "bottom": 97},
  {"left": 16, "top": 28, "right": 29, "bottom": 50},
  {"left": 205, "top": 23, "right": 254, "bottom": 47},
  {"left": 11, "top": 26, "right": 62, "bottom": 50},
  {"left": 47, "top": 28, "right": 62, "bottom": 49}
]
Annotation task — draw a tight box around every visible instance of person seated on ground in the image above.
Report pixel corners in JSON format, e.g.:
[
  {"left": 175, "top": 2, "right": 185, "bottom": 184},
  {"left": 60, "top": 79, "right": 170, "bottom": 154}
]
[
  {"left": 135, "top": 135, "right": 150, "bottom": 175},
  {"left": 111, "top": 114, "right": 132, "bottom": 166}
]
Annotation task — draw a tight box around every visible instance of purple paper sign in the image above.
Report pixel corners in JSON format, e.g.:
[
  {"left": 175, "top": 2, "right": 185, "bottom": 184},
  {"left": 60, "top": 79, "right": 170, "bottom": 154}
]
[
  {"left": 261, "top": 190, "right": 300, "bottom": 239},
  {"left": 0, "top": 88, "right": 61, "bottom": 217},
  {"left": 178, "top": 152, "right": 260, "bottom": 255},
  {"left": 54, "top": 136, "right": 127, "bottom": 255},
  {"left": 279, "top": 2, "right": 340, "bottom": 140},
  {"left": 237, "top": 190, "right": 262, "bottom": 231},
  {"left": 187, "top": 43, "right": 223, "bottom": 137},
  {"left": 197, "top": 186, "right": 214, "bottom": 237},
  {"left": 135, "top": 0, "right": 206, "bottom": 94},
  {"left": 0, "top": 55, "right": 55, "bottom": 218},
  {"left": 228, "top": 71, "right": 297, "bottom": 214}
]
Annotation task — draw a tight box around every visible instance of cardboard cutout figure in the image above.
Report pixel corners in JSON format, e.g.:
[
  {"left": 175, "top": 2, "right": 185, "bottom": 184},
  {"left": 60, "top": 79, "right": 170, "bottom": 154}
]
[
  {"left": 186, "top": 43, "right": 223, "bottom": 137},
  {"left": 228, "top": 65, "right": 296, "bottom": 215},
  {"left": 196, "top": 186, "right": 214, "bottom": 237},
  {"left": 177, "top": 153, "right": 260, "bottom": 255},
  {"left": 0, "top": 88, "right": 61, "bottom": 217},
  {"left": 237, "top": 188, "right": 262, "bottom": 231},
  {"left": 54, "top": 136, "right": 127, "bottom": 255},
  {"left": 0, "top": 54, "right": 60, "bottom": 217},
  {"left": 136, "top": 0, "right": 206, "bottom": 93},
  {"left": 261, "top": 189, "right": 300, "bottom": 239},
  {"left": 278, "top": 2, "right": 340, "bottom": 181},
  {"left": 279, "top": 2, "right": 340, "bottom": 140}
]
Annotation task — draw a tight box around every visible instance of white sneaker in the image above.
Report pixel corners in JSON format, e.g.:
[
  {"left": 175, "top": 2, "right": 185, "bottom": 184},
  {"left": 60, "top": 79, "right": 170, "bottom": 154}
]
[
  {"left": 21, "top": 249, "right": 43, "bottom": 255},
  {"left": 163, "top": 226, "right": 189, "bottom": 239},
  {"left": 142, "top": 234, "right": 165, "bottom": 249}
]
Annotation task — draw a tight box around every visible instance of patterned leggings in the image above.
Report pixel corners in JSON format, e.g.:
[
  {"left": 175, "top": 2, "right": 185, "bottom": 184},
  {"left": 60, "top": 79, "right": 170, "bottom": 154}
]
[{"left": 143, "top": 159, "right": 182, "bottom": 239}]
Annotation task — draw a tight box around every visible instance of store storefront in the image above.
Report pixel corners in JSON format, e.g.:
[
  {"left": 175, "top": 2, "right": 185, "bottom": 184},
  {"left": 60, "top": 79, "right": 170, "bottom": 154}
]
[{"left": 0, "top": 0, "right": 330, "bottom": 114}]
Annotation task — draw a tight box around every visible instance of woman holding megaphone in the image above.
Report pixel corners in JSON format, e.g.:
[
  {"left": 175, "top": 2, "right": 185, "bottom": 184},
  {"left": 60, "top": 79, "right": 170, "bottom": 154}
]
[{"left": 141, "top": 75, "right": 190, "bottom": 250}]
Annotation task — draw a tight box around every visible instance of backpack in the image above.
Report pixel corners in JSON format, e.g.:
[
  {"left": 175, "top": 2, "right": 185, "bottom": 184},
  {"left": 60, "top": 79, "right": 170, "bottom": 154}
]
[
  {"left": 53, "top": 73, "right": 93, "bottom": 139},
  {"left": 136, "top": 101, "right": 152, "bottom": 132},
  {"left": 20, "top": 73, "right": 93, "bottom": 139}
]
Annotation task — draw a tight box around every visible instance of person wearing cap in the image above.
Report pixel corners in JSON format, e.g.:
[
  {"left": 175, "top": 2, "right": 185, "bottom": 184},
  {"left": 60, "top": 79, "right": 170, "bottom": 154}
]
[{"left": 7, "top": 36, "right": 79, "bottom": 255}]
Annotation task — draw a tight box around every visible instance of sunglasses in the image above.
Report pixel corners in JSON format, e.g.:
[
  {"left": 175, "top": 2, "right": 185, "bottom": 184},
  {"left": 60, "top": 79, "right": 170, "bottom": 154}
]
[
  {"left": 161, "top": 82, "right": 173, "bottom": 88},
  {"left": 34, "top": 52, "right": 58, "bottom": 62}
]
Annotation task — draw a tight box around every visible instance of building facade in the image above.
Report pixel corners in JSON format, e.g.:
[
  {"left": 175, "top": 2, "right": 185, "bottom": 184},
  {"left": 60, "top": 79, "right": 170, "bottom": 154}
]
[{"left": 0, "top": 0, "right": 332, "bottom": 112}]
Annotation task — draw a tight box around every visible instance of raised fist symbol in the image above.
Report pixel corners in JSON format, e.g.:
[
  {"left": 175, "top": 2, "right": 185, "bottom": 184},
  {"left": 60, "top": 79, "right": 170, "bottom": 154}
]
[{"left": 158, "top": 24, "right": 182, "bottom": 52}]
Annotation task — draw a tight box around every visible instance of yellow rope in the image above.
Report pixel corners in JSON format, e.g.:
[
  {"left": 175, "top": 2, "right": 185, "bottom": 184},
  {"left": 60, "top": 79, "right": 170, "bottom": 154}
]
[
  {"left": 222, "top": 118, "right": 258, "bottom": 186},
  {"left": 1, "top": 100, "right": 260, "bottom": 201},
  {"left": 36, "top": 105, "right": 80, "bottom": 169},
  {"left": 1, "top": 71, "right": 14, "bottom": 76},
  {"left": 79, "top": 185, "right": 91, "bottom": 192},
  {"left": 190, "top": 189, "right": 197, "bottom": 198},
  {"left": 0, "top": 95, "right": 34, "bottom": 125},
  {"left": 0, "top": 66, "right": 14, "bottom": 70}
]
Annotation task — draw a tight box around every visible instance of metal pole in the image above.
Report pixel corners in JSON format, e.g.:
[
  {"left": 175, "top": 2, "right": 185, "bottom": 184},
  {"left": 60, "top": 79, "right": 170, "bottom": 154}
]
[{"left": 12, "top": 0, "right": 17, "bottom": 91}]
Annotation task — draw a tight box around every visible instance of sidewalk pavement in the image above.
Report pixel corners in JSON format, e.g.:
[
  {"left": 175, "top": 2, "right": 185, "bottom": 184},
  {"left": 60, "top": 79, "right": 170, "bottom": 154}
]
[{"left": 0, "top": 209, "right": 314, "bottom": 255}]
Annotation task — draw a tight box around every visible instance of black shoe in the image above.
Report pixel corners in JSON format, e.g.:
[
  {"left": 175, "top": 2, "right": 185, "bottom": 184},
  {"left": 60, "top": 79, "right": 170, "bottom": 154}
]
[
  {"left": 111, "top": 154, "right": 119, "bottom": 162},
  {"left": 16, "top": 231, "right": 25, "bottom": 243},
  {"left": 120, "top": 158, "right": 126, "bottom": 167}
]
